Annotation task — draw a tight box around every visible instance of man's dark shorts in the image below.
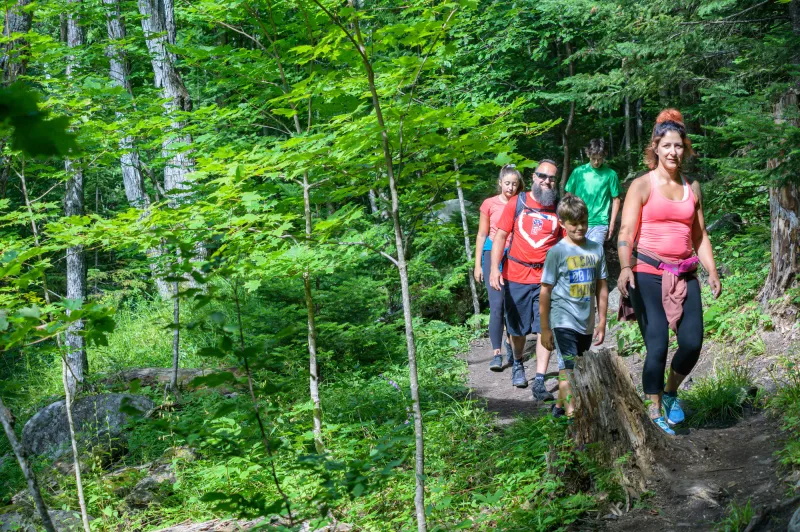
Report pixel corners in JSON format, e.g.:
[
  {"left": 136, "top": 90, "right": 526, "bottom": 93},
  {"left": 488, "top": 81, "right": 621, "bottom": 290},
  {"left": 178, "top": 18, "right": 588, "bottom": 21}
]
[
  {"left": 504, "top": 281, "right": 541, "bottom": 337},
  {"left": 553, "top": 328, "right": 592, "bottom": 371}
]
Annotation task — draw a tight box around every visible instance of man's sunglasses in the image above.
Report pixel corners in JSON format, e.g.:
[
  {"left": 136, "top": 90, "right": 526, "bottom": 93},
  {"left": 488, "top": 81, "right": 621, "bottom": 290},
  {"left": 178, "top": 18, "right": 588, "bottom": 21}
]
[{"left": 534, "top": 172, "right": 557, "bottom": 181}]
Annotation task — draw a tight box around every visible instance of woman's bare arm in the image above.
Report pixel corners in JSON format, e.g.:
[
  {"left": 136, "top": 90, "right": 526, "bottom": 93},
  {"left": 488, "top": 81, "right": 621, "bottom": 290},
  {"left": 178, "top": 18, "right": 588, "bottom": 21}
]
[
  {"left": 691, "top": 181, "right": 721, "bottom": 298},
  {"left": 474, "top": 211, "right": 490, "bottom": 282},
  {"left": 616, "top": 176, "right": 649, "bottom": 296}
]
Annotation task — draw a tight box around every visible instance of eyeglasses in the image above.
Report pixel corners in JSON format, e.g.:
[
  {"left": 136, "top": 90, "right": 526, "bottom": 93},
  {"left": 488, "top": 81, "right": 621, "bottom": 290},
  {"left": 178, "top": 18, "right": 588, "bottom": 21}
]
[
  {"left": 534, "top": 172, "right": 556, "bottom": 181},
  {"left": 503, "top": 163, "right": 517, "bottom": 169}
]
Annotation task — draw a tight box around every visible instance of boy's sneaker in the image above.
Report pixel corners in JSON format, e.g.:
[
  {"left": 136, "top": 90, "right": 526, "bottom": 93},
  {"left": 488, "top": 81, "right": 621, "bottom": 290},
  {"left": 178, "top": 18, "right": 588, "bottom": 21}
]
[
  {"left": 511, "top": 360, "right": 528, "bottom": 388},
  {"left": 489, "top": 354, "right": 503, "bottom": 372},
  {"left": 503, "top": 339, "right": 514, "bottom": 368},
  {"left": 662, "top": 393, "right": 685, "bottom": 425},
  {"left": 652, "top": 416, "right": 675, "bottom": 436},
  {"left": 551, "top": 405, "right": 566, "bottom": 418},
  {"left": 531, "top": 378, "right": 554, "bottom": 402}
]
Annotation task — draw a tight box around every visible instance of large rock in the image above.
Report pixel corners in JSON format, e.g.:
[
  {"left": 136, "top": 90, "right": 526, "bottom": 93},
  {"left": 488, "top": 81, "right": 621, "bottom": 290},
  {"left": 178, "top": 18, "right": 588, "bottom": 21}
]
[
  {"left": 0, "top": 510, "right": 91, "bottom": 532},
  {"left": 706, "top": 212, "right": 743, "bottom": 233},
  {"left": 431, "top": 198, "right": 471, "bottom": 224},
  {"left": 22, "top": 393, "right": 153, "bottom": 458},
  {"left": 0, "top": 513, "right": 34, "bottom": 532},
  {"left": 790, "top": 505, "right": 800, "bottom": 532}
]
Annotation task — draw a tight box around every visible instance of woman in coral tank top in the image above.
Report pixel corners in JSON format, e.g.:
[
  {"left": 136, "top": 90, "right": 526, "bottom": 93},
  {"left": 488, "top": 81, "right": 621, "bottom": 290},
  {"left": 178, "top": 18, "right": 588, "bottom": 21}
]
[
  {"left": 474, "top": 164, "right": 523, "bottom": 371},
  {"left": 617, "top": 109, "right": 722, "bottom": 436}
]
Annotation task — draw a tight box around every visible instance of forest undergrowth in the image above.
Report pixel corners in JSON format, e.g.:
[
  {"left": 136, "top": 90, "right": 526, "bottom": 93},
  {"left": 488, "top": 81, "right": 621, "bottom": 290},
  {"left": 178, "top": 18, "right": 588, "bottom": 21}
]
[{"left": 1, "top": 224, "right": 798, "bottom": 532}]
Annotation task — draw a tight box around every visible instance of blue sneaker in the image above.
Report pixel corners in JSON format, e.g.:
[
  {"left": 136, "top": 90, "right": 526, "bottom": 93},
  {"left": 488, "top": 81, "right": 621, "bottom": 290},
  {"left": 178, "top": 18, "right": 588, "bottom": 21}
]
[
  {"left": 489, "top": 353, "right": 503, "bottom": 372},
  {"left": 653, "top": 416, "right": 675, "bottom": 436},
  {"left": 511, "top": 360, "right": 528, "bottom": 388},
  {"left": 662, "top": 393, "right": 685, "bottom": 425}
]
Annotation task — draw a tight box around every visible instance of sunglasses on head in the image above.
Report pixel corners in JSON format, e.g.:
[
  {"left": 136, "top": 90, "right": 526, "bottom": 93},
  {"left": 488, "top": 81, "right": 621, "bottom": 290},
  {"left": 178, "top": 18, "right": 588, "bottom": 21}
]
[{"left": 534, "top": 172, "right": 556, "bottom": 181}]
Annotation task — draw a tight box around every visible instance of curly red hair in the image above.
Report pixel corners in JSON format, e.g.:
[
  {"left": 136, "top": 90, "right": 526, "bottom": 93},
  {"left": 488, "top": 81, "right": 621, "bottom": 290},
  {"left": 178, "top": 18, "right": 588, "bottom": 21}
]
[{"left": 643, "top": 108, "right": 695, "bottom": 170}]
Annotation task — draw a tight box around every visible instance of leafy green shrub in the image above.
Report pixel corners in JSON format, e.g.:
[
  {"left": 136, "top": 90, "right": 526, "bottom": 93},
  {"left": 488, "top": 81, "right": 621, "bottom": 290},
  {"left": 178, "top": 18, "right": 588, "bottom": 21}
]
[
  {"left": 683, "top": 362, "right": 753, "bottom": 427},
  {"left": 770, "top": 354, "right": 800, "bottom": 471}
]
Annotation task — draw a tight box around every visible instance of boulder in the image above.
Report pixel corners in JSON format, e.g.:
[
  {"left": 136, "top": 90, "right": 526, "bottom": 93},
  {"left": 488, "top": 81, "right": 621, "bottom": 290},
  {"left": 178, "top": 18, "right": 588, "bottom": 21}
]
[
  {"left": 125, "top": 475, "right": 173, "bottom": 509},
  {"left": 100, "top": 367, "right": 241, "bottom": 389},
  {"left": 431, "top": 198, "right": 471, "bottom": 224},
  {"left": 790, "top": 505, "right": 800, "bottom": 532},
  {"left": 22, "top": 394, "right": 153, "bottom": 458},
  {"left": 0, "top": 512, "right": 34, "bottom": 532},
  {"left": 706, "top": 213, "right": 743, "bottom": 233},
  {"left": 0, "top": 510, "right": 91, "bottom": 532}
]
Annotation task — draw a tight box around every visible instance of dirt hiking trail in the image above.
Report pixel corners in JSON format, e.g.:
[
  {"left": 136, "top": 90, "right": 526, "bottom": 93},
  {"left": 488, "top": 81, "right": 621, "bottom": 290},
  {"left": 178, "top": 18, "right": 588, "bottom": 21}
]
[{"left": 464, "top": 333, "right": 798, "bottom": 531}]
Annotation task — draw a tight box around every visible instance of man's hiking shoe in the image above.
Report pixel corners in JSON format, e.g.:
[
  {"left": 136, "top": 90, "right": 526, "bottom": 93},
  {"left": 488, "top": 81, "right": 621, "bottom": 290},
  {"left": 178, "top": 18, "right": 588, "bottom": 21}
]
[
  {"left": 511, "top": 361, "right": 528, "bottom": 388},
  {"left": 489, "top": 353, "right": 503, "bottom": 372},
  {"left": 551, "top": 405, "right": 566, "bottom": 418},
  {"left": 653, "top": 416, "right": 675, "bottom": 436},
  {"left": 503, "top": 339, "right": 514, "bottom": 368},
  {"left": 531, "top": 378, "right": 555, "bottom": 402},
  {"left": 662, "top": 394, "right": 685, "bottom": 425}
]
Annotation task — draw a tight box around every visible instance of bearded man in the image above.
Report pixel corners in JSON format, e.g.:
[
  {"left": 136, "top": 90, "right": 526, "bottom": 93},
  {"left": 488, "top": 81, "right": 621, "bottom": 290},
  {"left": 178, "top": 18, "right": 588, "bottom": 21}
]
[{"left": 490, "top": 159, "right": 561, "bottom": 402}]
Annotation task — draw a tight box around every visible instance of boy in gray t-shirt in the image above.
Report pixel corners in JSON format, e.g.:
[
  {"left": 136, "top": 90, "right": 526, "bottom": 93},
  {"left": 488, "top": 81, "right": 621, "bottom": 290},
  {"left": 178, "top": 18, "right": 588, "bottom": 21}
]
[{"left": 539, "top": 194, "right": 609, "bottom": 418}]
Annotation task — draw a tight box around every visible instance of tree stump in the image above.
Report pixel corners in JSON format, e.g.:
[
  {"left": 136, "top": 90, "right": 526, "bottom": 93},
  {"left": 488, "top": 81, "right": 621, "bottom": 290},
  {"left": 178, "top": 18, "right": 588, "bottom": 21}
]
[{"left": 572, "top": 347, "right": 667, "bottom": 491}]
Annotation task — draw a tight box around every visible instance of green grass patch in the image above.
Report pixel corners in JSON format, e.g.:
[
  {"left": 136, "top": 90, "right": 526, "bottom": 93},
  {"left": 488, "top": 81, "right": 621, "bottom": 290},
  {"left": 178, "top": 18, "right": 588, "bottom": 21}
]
[
  {"left": 714, "top": 498, "right": 754, "bottom": 532},
  {"left": 770, "top": 353, "right": 800, "bottom": 471},
  {"left": 682, "top": 361, "right": 754, "bottom": 427}
]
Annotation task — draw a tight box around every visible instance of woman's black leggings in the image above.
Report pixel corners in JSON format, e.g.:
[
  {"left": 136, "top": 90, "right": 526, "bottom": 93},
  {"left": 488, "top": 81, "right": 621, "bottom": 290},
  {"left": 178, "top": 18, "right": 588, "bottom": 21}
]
[
  {"left": 482, "top": 249, "right": 505, "bottom": 350},
  {"left": 629, "top": 272, "right": 703, "bottom": 395}
]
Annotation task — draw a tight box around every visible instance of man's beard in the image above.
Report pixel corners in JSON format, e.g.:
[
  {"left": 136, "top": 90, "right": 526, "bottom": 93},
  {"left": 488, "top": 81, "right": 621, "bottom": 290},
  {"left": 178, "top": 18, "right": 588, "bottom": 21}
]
[{"left": 532, "top": 182, "right": 557, "bottom": 206}]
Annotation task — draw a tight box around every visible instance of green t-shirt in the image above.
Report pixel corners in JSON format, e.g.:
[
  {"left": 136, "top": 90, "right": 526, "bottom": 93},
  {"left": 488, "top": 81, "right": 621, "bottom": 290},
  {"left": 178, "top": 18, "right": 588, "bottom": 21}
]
[{"left": 565, "top": 163, "right": 621, "bottom": 227}]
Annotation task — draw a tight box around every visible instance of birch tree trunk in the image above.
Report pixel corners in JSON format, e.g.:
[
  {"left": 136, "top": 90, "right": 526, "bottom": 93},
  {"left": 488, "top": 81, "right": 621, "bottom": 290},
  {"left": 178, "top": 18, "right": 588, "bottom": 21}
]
[
  {"left": 635, "top": 97, "right": 643, "bottom": 155},
  {"left": 454, "top": 159, "right": 481, "bottom": 320},
  {"left": 761, "top": 0, "right": 799, "bottom": 308},
  {"left": 624, "top": 95, "right": 632, "bottom": 168},
  {"left": 138, "top": 0, "right": 193, "bottom": 197},
  {"left": 1, "top": 0, "right": 33, "bottom": 83},
  {"left": 0, "top": 398, "right": 56, "bottom": 532},
  {"left": 560, "top": 42, "right": 575, "bottom": 196},
  {"left": 104, "top": 0, "right": 171, "bottom": 298},
  {"left": 64, "top": 3, "right": 87, "bottom": 397}
]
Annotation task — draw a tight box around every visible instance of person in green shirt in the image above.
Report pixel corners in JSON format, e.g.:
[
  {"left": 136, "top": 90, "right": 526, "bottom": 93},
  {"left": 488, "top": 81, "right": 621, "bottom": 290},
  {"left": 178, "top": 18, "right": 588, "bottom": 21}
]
[{"left": 564, "top": 139, "right": 621, "bottom": 244}]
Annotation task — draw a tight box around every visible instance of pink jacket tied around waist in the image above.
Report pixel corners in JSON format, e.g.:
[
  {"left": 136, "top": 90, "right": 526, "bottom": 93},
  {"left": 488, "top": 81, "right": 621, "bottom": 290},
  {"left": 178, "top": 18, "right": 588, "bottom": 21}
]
[{"left": 618, "top": 250, "right": 699, "bottom": 332}]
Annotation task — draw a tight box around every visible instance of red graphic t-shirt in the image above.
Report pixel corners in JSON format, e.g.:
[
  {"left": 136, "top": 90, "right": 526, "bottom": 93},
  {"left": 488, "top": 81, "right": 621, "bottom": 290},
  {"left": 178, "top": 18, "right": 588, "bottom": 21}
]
[{"left": 496, "top": 192, "right": 562, "bottom": 284}]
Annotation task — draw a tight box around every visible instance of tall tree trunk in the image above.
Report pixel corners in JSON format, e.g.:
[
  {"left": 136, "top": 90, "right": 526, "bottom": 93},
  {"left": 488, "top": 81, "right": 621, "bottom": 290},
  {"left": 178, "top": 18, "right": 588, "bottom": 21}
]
[
  {"left": 1, "top": 0, "right": 33, "bottom": 83},
  {"left": 346, "top": 12, "right": 427, "bottom": 531},
  {"left": 64, "top": 3, "right": 87, "bottom": 397},
  {"left": 138, "top": 0, "right": 193, "bottom": 197},
  {"left": 761, "top": 1, "right": 800, "bottom": 308},
  {"left": 255, "top": 0, "right": 324, "bottom": 453},
  {"left": 607, "top": 109, "right": 615, "bottom": 159},
  {"left": 104, "top": 0, "right": 171, "bottom": 297},
  {"left": 368, "top": 188, "right": 379, "bottom": 214},
  {"left": 0, "top": 399, "right": 57, "bottom": 532},
  {"left": 624, "top": 95, "right": 632, "bottom": 169},
  {"left": 454, "top": 159, "right": 481, "bottom": 321},
  {"left": 635, "top": 97, "right": 643, "bottom": 155},
  {"left": 561, "top": 42, "right": 575, "bottom": 196},
  {"left": 61, "top": 359, "right": 91, "bottom": 532},
  {"left": 171, "top": 281, "right": 180, "bottom": 392}
]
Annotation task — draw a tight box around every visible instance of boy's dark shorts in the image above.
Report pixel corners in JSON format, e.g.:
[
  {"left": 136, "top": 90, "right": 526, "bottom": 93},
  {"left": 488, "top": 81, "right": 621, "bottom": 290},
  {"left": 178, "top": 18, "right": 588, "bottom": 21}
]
[
  {"left": 553, "top": 328, "right": 592, "bottom": 371},
  {"left": 504, "top": 281, "right": 541, "bottom": 337}
]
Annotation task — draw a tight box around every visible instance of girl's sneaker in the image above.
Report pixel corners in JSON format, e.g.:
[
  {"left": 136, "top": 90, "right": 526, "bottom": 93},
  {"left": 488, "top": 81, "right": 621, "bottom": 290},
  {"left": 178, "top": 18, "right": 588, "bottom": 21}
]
[
  {"left": 489, "top": 353, "right": 503, "bottom": 372},
  {"left": 662, "top": 393, "right": 685, "bottom": 425},
  {"left": 652, "top": 416, "right": 675, "bottom": 436}
]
